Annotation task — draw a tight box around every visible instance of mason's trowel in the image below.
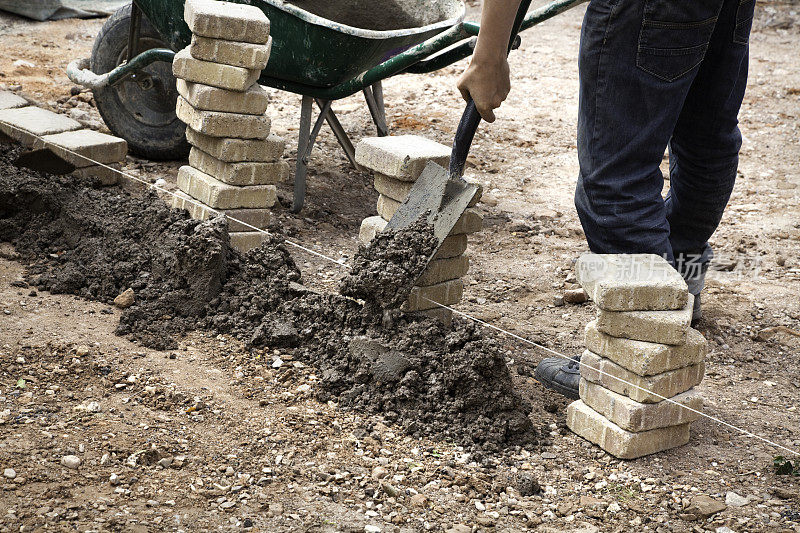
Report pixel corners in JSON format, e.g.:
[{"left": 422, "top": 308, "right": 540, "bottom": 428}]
[{"left": 385, "top": 0, "right": 532, "bottom": 280}]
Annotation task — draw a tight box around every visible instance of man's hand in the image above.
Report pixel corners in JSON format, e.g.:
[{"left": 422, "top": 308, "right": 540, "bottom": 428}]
[
  {"left": 457, "top": 0, "right": 522, "bottom": 123},
  {"left": 457, "top": 55, "right": 510, "bottom": 123}
]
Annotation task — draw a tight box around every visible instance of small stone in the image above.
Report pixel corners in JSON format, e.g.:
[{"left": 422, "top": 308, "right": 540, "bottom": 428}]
[
  {"left": 474, "top": 500, "right": 486, "bottom": 511},
  {"left": 364, "top": 526, "right": 381, "bottom": 533},
  {"left": 563, "top": 288, "right": 589, "bottom": 304},
  {"left": 75, "top": 345, "right": 90, "bottom": 357},
  {"left": 516, "top": 473, "right": 540, "bottom": 496},
  {"left": 685, "top": 494, "right": 726, "bottom": 518},
  {"left": 381, "top": 482, "right": 400, "bottom": 498},
  {"left": 725, "top": 491, "right": 749, "bottom": 507},
  {"left": 409, "top": 493, "right": 429, "bottom": 507},
  {"left": 445, "top": 526, "right": 471, "bottom": 533},
  {"left": 371, "top": 466, "right": 389, "bottom": 480},
  {"left": 109, "top": 473, "right": 120, "bottom": 485},
  {"left": 3, "top": 468, "right": 16, "bottom": 479},
  {"left": 355, "top": 135, "right": 450, "bottom": 181},
  {"left": 575, "top": 253, "right": 688, "bottom": 311},
  {"left": 113, "top": 288, "right": 135, "bottom": 308},
  {"left": 476, "top": 515, "right": 496, "bottom": 527},
  {"left": 61, "top": 455, "right": 81, "bottom": 469}
]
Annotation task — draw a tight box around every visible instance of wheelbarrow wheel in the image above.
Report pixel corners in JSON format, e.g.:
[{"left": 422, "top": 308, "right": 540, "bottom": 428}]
[{"left": 91, "top": 4, "right": 189, "bottom": 161}]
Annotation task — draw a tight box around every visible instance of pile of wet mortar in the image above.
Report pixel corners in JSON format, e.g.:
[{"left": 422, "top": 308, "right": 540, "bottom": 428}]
[{"left": 0, "top": 145, "right": 540, "bottom": 453}]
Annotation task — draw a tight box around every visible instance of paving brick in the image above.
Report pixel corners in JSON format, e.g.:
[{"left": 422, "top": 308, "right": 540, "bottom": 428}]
[
  {"left": 173, "top": 48, "right": 260, "bottom": 92},
  {"left": 171, "top": 190, "right": 271, "bottom": 232},
  {"left": 72, "top": 163, "right": 120, "bottom": 186},
  {"left": 358, "top": 215, "right": 388, "bottom": 245},
  {"left": 566, "top": 400, "right": 691, "bottom": 459},
  {"left": 190, "top": 34, "right": 272, "bottom": 70},
  {"left": 184, "top": 0, "right": 270, "bottom": 44},
  {"left": 575, "top": 253, "right": 688, "bottom": 311},
  {"left": 186, "top": 128, "right": 284, "bottom": 162},
  {"left": 229, "top": 231, "right": 268, "bottom": 253},
  {"left": 584, "top": 321, "right": 707, "bottom": 376},
  {"left": 176, "top": 79, "right": 268, "bottom": 115},
  {"left": 176, "top": 96, "right": 270, "bottom": 139},
  {"left": 463, "top": 176, "right": 484, "bottom": 207},
  {"left": 418, "top": 307, "right": 453, "bottom": 327},
  {"left": 405, "top": 279, "right": 463, "bottom": 311},
  {"left": 189, "top": 147, "right": 287, "bottom": 185},
  {"left": 176, "top": 165, "right": 276, "bottom": 209},
  {"left": 416, "top": 254, "right": 469, "bottom": 287},
  {"left": 33, "top": 129, "right": 126, "bottom": 168},
  {"left": 0, "top": 91, "right": 27, "bottom": 110},
  {"left": 451, "top": 208, "right": 483, "bottom": 235},
  {"left": 579, "top": 380, "right": 702, "bottom": 432},
  {"left": 376, "top": 194, "right": 401, "bottom": 221},
  {"left": 580, "top": 350, "right": 705, "bottom": 403},
  {"left": 434, "top": 234, "right": 468, "bottom": 260},
  {"left": 373, "top": 173, "right": 413, "bottom": 201},
  {"left": 356, "top": 135, "right": 450, "bottom": 181},
  {"left": 595, "top": 294, "right": 693, "bottom": 345},
  {"left": 0, "top": 106, "right": 81, "bottom": 146}
]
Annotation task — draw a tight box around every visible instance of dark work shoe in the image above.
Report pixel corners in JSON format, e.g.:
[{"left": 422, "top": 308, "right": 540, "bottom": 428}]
[
  {"left": 691, "top": 293, "right": 702, "bottom": 325},
  {"left": 534, "top": 354, "right": 581, "bottom": 400}
]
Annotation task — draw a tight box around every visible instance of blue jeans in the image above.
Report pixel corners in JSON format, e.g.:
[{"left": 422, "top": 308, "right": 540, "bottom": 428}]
[{"left": 574, "top": 0, "right": 755, "bottom": 281}]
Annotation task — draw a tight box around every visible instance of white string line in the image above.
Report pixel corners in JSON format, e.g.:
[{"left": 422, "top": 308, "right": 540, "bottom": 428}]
[
  {"left": 421, "top": 297, "right": 800, "bottom": 457},
  {"left": 4, "top": 121, "right": 798, "bottom": 458}
]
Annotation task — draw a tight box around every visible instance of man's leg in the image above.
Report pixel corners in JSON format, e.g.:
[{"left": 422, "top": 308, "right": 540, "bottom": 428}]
[
  {"left": 537, "top": 0, "right": 728, "bottom": 397},
  {"left": 666, "top": 0, "right": 754, "bottom": 318}
]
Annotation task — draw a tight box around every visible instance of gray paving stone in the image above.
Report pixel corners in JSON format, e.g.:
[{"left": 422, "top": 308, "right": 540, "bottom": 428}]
[
  {"left": 584, "top": 320, "right": 707, "bottom": 376},
  {"left": 176, "top": 165, "right": 276, "bottom": 209},
  {"left": 0, "top": 91, "right": 27, "bottom": 110},
  {"left": 416, "top": 254, "right": 469, "bottom": 287},
  {"left": 576, "top": 253, "right": 688, "bottom": 311},
  {"left": 176, "top": 96, "right": 270, "bottom": 139},
  {"left": 176, "top": 79, "right": 268, "bottom": 115},
  {"left": 595, "top": 294, "right": 693, "bottom": 345},
  {"left": 358, "top": 216, "right": 388, "bottom": 245},
  {"left": 0, "top": 106, "right": 81, "bottom": 146},
  {"left": 173, "top": 48, "right": 260, "bottom": 92},
  {"left": 190, "top": 34, "right": 272, "bottom": 70},
  {"left": 580, "top": 350, "right": 705, "bottom": 403},
  {"left": 189, "top": 147, "right": 287, "bottom": 185},
  {"left": 566, "top": 400, "right": 692, "bottom": 459},
  {"left": 171, "top": 190, "right": 271, "bottom": 232},
  {"left": 184, "top": 0, "right": 270, "bottom": 43},
  {"left": 356, "top": 135, "right": 450, "bottom": 181},
  {"left": 33, "top": 129, "right": 127, "bottom": 168},
  {"left": 229, "top": 231, "right": 268, "bottom": 253},
  {"left": 185, "top": 128, "right": 284, "bottom": 162},
  {"left": 405, "top": 279, "right": 464, "bottom": 311}
]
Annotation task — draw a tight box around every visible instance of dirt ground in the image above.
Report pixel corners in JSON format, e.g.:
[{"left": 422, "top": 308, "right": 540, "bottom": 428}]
[{"left": 1, "top": 1, "right": 800, "bottom": 532}]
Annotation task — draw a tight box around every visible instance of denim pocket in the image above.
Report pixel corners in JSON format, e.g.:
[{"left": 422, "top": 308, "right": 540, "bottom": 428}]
[
  {"left": 733, "top": 0, "right": 756, "bottom": 45},
  {"left": 636, "top": 0, "right": 721, "bottom": 82}
]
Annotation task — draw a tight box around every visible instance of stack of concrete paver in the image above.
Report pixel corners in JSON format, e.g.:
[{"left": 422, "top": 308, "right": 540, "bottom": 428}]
[
  {"left": 354, "top": 135, "right": 483, "bottom": 325},
  {"left": 566, "top": 254, "right": 707, "bottom": 459},
  {"left": 171, "top": 0, "right": 288, "bottom": 253},
  {"left": 0, "top": 91, "right": 127, "bottom": 185}
]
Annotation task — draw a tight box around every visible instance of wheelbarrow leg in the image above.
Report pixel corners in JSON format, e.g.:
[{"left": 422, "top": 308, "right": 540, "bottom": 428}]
[
  {"left": 363, "top": 82, "right": 388, "bottom": 137},
  {"left": 314, "top": 98, "right": 362, "bottom": 171},
  {"left": 292, "top": 96, "right": 334, "bottom": 213}
]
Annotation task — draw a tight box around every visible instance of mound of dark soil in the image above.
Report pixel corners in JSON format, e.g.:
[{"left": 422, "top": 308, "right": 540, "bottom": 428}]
[{"left": 0, "top": 144, "right": 541, "bottom": 452}]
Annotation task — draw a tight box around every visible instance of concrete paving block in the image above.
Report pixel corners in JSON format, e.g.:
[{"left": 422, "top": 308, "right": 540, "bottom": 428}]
[
  {"left": 463, "top": 176, "right": 484, "bottom": 207},
  {"left": 433, "top": 234, "right": 468, "bottom": 260},
  {"left": 176, "top": 79, "right": 268, "bottom": 115},
  {"left": 184, "top": 0, "right": 270, "bottom": 43},
  {"left": 405, "top": 279, "right": 464, "bottom": 311},
  {"left": 171, "top": 190, "right": 271, "bottom": 232},
  {"left": 72, "top": 163, "right": 120, "bottom": 186},
  {"left": 176, "top": 165, "right": 276, "bottom": 209},
  {"left": 190, "top": 34, "right": 272, "bottom": 70},
  {"left": 0, "top": 106, "right": 81, "bottom": 146},
  {"left": 580, "top": 350, "right": 705, "bottom": 404},
  {"left": 376, "top": 194, "right": 401, "bottom": 221},
  {"left": 416, "top": 254, "right": 469, "bottom": 287},
  {"left": 176, "top": 96, "right": 270, "bottom": 139},
  {"left": 373, "top": 173, "right": 413, "bottom": 201},
  {"left": 0, "top": 91, "right": 27, "bottom": 110},
  {"left": 595, "top": 294, "right": 693, "bottom": 345},
  {"left": 584, "top": 321, "right": 707, "bottom": 376},
  {"left": 566, "top": 400, "right": 692, "bottom": 459},
  {"left": 186, "top": 128, "right": 284, "bottom": 162},
  {"left": 33, "top": 129, "right": 127, "bottom": 168},
  {"left": 355, "top": 135, "right": 450, "bottom": 181},
  {"left": 358, "top": 215, "right": 388, "bottom": 245},
  {"left": 229, "top": 231, "right": 268, "bottom": 253},
  {"left": 189, "top": 147, "right": 287, "bottom": 185},
  {"left": 579, "top": 380, "right": 702, "bottom": 432},
  {"left": 173, "top": 48, "right": 260, "bottom": 92},
  {"left": 418, "top": 307, "right": 453, "bottom": 327},
  {"left": 451, "top": 208, "right": 483, "bottom": 235},
  {"left": 575, "top": 253, "right": 688, "bottom": 311}
]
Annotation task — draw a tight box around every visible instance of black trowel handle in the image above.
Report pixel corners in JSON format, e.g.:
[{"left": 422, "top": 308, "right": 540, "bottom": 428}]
[{"left": 448, "top": 0, "right": 534, "bottom": 180}]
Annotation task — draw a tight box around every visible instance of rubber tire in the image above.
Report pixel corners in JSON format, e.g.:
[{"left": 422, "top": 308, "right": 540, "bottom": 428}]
[{"left": 91, "top": 4, "right": 189, "bottom": 160}]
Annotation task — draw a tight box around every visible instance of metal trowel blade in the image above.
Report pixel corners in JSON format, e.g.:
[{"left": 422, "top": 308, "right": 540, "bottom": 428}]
[
  {"left": 385, "top": 160, "right": 478, "bottom": 262},
  {"left": 14, "top": 148, "right": 76, "bottom": 175}
]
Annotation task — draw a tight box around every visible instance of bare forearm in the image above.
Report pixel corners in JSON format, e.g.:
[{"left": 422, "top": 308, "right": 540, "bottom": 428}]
[{"left": 473, "top": 0, "right": 523, "bottom": 63}]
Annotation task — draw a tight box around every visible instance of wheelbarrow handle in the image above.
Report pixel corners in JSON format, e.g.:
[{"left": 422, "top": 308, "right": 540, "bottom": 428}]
[{"left": 449, "top": 0, "right": 534, "bottom": 180}]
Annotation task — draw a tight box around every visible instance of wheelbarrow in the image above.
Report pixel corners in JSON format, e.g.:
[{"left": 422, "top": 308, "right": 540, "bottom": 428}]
[{"left": 67, "top": 0, "right": 586, "bottom": 212}]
